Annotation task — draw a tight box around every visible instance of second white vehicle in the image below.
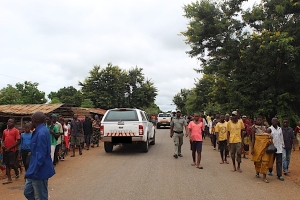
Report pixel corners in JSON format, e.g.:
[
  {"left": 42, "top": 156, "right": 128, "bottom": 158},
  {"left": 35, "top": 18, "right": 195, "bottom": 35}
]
[{"left": 156, "top": 113, "right": 172, "bottom": 129}]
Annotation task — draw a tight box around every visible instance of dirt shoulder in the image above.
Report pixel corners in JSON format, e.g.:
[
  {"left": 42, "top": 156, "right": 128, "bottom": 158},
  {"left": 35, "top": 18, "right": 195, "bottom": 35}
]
[{"left": 287, "top": 148, "right": 300, "bottom": 186}]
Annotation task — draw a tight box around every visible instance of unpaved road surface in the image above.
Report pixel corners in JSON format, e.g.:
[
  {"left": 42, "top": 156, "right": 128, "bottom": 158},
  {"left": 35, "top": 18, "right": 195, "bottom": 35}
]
[{"left": 1, "top": 128, "right": 299, "bottom": 200}]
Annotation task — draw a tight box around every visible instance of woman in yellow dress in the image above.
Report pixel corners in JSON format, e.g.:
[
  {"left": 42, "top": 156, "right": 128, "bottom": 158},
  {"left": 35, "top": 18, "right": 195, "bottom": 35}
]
[{"left": 251, "top": 116, "right": 273, "bottom": 183}]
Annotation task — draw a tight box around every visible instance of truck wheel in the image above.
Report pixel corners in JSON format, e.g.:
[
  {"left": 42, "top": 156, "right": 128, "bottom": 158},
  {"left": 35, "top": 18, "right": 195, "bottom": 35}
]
[
  {"left": 149, "top": 132, "right": 155, "bottom": 145},
  {"left": 104, "top": 142, "right": 113, "bottom": 153},
  {"left": 141, "top": 140, "right": 149, "bottom": 153},
  {"left": 156, "top": 124, "right": 160, "bottom": 129}
]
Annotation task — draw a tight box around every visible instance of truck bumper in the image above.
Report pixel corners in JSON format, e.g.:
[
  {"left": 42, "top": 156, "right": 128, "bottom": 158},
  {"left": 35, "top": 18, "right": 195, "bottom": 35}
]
[
  {"left": 102, "top": 136, "right": 146, "bottom": 143},
  {"left": 157, "top": 122, "right": 170, "bottom": 126}
]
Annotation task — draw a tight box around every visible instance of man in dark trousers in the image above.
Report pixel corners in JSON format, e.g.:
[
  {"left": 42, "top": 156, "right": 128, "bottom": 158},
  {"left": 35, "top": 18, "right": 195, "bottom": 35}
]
[
  {"left": 170, "top": 110, "right": 187, "bottom": 158},
  {"left": 70, "top": 114, "right": 83, "bottom": 157},
  {"left": 24, "top": 112, "right": 55, "bottom": 199},
  {"left": 267, "top": 117, "right": 284, "bottom": 181},
  {"left": 83, "top": 115, "right": 93, "bottom": 150},
  {"left": 282, "top": 119, "right": 295, "bottom": 175}
]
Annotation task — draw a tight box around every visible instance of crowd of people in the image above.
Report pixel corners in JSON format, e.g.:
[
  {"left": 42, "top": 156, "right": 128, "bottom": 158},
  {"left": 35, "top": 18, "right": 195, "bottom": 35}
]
[
  {"left": 170, "top": 110, "right": 298, "bottom": 183},
  {"left": 0, "top": 113, "right": 102, "bottom": 187}
]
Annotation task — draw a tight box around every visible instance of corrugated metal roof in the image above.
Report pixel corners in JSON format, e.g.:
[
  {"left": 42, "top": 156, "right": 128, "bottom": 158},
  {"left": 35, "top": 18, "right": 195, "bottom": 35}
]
[
  {"left": 0, "top": 104, "right": 64, "bottom": 115},
  {"left": 83, "top": 108, "right": 107, "bottom": 115}
]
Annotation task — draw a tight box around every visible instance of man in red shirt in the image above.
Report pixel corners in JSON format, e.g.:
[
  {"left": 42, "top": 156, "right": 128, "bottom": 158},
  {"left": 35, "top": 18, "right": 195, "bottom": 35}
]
[{"left": 2, "top": 119, "right": 20, "bottom": 184}]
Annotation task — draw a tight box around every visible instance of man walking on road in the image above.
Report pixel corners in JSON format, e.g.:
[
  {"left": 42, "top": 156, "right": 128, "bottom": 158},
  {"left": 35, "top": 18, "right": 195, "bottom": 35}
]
[
  {"left": 187, "top": 113, "right": 204, "bottom": 169},
  {"left": 267, "top": 117, "right": 284, "bottom": 181},
  {"left": 70, "top": 114, "right": 84, "bottom": 157},
  {"left": 2, "top": 119, "right": 20, "bottom": 184},
  {"left": 227, "top": 111, "right": 245, "bottom": 173},
  {"left": 24, "top": 112, "right": 55, "bottom": 200},
  {"left": 170, "top": 110, "right": 187, "bottom": 158},
  {"left": 215, "top": 115, "right": 229, "bottom": 164},
  {"left": 282, "top": 119, "right": 294, "bottom": 175},
  {"left": 83, "top": 115, "right": 93, "bottom": 150}
]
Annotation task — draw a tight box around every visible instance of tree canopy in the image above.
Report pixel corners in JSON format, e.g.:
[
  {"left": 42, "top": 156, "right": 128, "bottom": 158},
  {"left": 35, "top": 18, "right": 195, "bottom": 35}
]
[
  {"left": 1, "top": 64, "right": 158, "bottom": 112},
  {"left": 48, "top": 86, "right": 83, "bottom": 107},
  {"left": 79, "top": 63, "right": 158, "bottom": 110},
  {"left": 175, "top": 0, "right": 300, "bottom": 125},
  {"left": 0, "top": 81, "right": 46, "bottom": 105}
]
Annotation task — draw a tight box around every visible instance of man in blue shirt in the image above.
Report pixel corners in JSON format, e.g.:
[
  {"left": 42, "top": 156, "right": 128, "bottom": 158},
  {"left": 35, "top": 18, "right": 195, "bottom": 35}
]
[
  {"left": 24, "top": 112, "right": 55, "bottom": 200},
  {"left": 20, "top": 123, "right": 32, "bottom": 171}
]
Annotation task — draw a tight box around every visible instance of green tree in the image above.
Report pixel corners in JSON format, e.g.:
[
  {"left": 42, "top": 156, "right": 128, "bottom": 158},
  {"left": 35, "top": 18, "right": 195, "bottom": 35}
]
[
  {"left": 79, "top": 63, "right": 157, "bottom": 110},
  {"left": 81, "top": 99, "right": 95, "bottom": 108},
  {"left": 79, "top": 64, "right": 128, "bottom": 109},
  {"left": 49, "top": 97, "right": 62, "bottom": 104},
  {"left": 125, "top": 67, "right": 158, "bottom": 108},
  {"left": 15, "top": 81, "right": 47, "bottom": 104},
  {"left": 142, "top": 102, "right": 162, "bottom": 114},
  {"left": 172, "top": 89, "right": 191, "bottom": 114},
  {"left": 48, "top": 86, "right": 83, "bottom": 106},
  {"left": 181, "top": 0, "right": 300, "bottom": 124},
  {"left": 0, "top": 84, "right": 23, "bottom": 105}
]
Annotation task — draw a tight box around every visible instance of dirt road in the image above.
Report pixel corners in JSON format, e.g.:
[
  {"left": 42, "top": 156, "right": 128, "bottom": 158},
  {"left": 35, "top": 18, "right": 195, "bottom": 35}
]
[{"left": 1, "top": 128, "right": 299, "bottom": 200}]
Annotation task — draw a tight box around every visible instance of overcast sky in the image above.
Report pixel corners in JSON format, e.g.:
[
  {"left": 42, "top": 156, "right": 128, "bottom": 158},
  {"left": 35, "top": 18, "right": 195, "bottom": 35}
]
[{"left": 0, "top": 0, "right": 257, "bottom": 112}]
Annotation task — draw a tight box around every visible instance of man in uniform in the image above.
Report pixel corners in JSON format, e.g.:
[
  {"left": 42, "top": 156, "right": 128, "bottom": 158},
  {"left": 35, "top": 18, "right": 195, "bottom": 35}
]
[{"left": 170, "top": 110, "right": 187, "bottom": 158}]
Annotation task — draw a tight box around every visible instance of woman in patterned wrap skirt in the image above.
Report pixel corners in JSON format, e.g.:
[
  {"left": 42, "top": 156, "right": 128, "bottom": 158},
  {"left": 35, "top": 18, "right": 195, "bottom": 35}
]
[{"left": 91, "top": 115, "right": 101, "bottom": 147}]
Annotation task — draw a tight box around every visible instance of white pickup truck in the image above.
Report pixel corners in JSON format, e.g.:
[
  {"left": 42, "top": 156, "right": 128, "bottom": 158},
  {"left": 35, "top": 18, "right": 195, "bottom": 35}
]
[{"left": 100, "top": 108, "right": 155, "bottom": 153}]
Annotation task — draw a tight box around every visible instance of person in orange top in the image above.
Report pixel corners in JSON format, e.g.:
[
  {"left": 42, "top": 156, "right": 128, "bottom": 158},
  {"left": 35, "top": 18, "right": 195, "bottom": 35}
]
[
  {"left": 187, "top": 113, "right": 204, "bottom": 169},
  {"left": 2, "top": 119, "right": 20, "bottom": 184}
]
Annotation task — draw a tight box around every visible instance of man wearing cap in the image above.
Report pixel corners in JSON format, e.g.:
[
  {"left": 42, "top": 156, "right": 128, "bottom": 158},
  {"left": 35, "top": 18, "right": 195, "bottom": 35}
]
[
  {"left": 170, "top": 110, "right": 187, "bottom": 158},
  {"left": 227, "top": 111, "right": 245, "bottom": 172}
]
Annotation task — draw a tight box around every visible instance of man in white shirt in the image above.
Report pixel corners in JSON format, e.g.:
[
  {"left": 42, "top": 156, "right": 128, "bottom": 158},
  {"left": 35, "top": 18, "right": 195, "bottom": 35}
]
[{"left": 267, "top": 117, "right": 284, "bottom": 181}]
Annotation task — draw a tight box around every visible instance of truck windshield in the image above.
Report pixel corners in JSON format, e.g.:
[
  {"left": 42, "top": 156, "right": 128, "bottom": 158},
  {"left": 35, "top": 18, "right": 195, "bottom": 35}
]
[
  {"left": 158, "top": 114, "right": 171, "bottom": 117},
  {"left": 104, "top": 110, "right": 139, "bottom": 121}
]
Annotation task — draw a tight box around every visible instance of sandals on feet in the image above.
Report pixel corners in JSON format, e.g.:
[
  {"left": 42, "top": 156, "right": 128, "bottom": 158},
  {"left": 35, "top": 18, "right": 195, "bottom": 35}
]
[
  {"left": 3, "top": 180, "right": 12, "bottom": 185},
  {"left": 263, "top": 179, "right": 269, "bottom": 183}
]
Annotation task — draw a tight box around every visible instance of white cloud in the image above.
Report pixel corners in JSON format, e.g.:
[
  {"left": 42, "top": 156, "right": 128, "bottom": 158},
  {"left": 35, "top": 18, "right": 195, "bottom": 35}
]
[{"left": 0, "top": 0, "right": 256, "bottom": 112}]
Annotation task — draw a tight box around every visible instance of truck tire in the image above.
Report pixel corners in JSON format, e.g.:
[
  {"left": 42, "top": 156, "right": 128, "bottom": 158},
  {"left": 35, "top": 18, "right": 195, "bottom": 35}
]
[
  {"left": 104, "top": 142, "right": 113, "bottom": 153},
  {"left": 149, "top": 132, "right": 155, "bottom": 145},
  {"left": 156, "top": 124, "right": 160, "bottom": 129},
  {"left": 141, "top": 140, "right": 149, "bottom": 153}
]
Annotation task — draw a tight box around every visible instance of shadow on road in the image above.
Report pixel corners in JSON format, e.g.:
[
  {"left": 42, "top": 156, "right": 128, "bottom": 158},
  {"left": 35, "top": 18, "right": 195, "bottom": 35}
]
[
  {"left": 108, "top": 143, "right": 154, "bottom": 155},
  {"left": 156, "top": 126, "right": 170, "bottom": 129}
]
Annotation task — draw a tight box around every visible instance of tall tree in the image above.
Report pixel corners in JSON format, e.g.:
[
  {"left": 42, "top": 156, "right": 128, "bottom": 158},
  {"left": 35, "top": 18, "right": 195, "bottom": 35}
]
[
  {"left": 181, "top": 0, "right": 300, "bottom": 124},
  {"left": 172, "top": 89, "right": 191, "bottom": 114},
  {"left": 79, "top": 63, "right": 157, "bottom": 109},
  {"left": 80, "top": 99, "right": 95, "bottom": 108},
  {"left": 48, "top": 86, "right": 83, "bottom": 106},
  {"left": 15, "top": 81, "right": 47, "bottom": 104},
  {"left": 0, "top": 84, "right": 23, "bottom": 105}
]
